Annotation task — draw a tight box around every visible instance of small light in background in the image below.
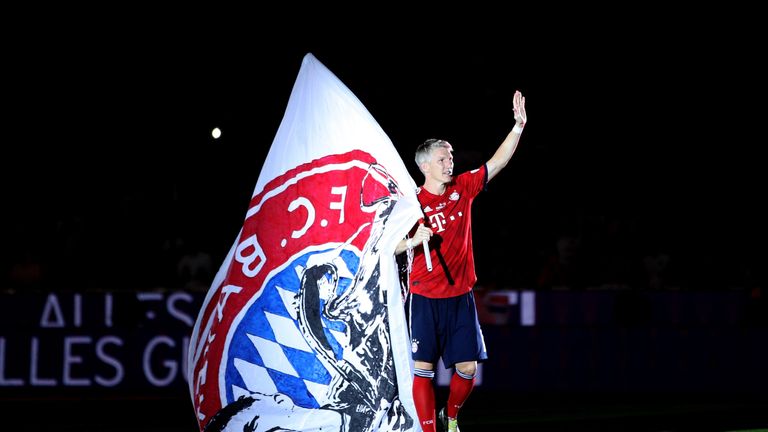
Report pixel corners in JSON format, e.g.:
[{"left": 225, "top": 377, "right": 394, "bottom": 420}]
[{"left": 211, "top": 127, "right": 222, "bottom": 139}]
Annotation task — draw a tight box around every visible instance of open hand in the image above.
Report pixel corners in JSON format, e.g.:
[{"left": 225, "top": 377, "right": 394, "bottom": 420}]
[{"left": 513, "top": 90, "right": 527, "bottom": 126}]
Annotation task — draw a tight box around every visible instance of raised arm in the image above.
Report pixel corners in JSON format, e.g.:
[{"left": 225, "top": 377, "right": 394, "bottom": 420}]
[{"left": 486, "top": 90, "right": 527, "bottom": 182}]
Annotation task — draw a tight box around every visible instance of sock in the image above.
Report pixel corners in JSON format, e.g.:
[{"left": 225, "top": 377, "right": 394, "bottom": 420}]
[
  {"left": 413, "top": 368, "right": 436, "bottom": 432},
  {"left": 446, "top": 368, "right": 475, "bottom": 419}
]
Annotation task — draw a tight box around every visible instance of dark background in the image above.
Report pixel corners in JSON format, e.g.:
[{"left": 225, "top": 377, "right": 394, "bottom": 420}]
[
  {"left": 6, "top": 18, "right": 765, "bottom": 294},
  {"left": 3, "top": 11, "right": 767, "bottom": 431}
]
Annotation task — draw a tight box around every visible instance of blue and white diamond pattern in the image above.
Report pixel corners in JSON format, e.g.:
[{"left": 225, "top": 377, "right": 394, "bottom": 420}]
[{"left": 225, "top": 249, "right": 359, "bottom": 409}]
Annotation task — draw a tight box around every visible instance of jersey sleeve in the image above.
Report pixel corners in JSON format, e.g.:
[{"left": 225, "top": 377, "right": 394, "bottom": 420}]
[{"left": 456, "top": 164, "right": 488, "bottom": 198}]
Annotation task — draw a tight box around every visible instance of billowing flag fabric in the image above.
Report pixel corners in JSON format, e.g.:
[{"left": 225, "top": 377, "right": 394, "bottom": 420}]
[{"left": 187, "top": 53, "right": 422, "bottom": 432}]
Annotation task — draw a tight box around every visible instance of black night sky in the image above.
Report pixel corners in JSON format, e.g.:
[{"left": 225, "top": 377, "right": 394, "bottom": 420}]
[{"left": 4, "top": 15, "right": 765, "bottom": 292}]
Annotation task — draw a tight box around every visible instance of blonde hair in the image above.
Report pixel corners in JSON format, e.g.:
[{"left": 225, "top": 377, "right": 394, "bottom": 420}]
[{"left": 415, "top": 139, "right": 452, "bottom": 169}]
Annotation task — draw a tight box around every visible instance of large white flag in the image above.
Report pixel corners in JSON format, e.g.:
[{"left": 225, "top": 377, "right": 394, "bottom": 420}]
[{"left": 188, "top": 53, "right": 422, "bottom": 432}]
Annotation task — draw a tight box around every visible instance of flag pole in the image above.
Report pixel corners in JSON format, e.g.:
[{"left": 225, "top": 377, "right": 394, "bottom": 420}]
[{"left": 423, "top": 239, "right": 432, "bottom": 271}]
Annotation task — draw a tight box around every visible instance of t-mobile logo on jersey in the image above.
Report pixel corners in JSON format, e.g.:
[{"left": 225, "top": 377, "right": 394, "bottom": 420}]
[
  {"left": 428, "top": 212, "right": 447, "bottom": 233},
  {"left": 427, "top": 211, "right": 464, "bottom": 233}
]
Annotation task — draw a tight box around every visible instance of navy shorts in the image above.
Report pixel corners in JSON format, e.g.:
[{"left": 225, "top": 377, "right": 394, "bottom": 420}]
[{"left": 409, "top": 291, "right": 488, "bottom": 368}]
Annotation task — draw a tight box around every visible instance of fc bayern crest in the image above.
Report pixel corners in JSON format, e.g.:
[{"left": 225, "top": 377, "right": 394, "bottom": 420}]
[{"left": 190, "top": 150, "right": 414, "bottom": 432}]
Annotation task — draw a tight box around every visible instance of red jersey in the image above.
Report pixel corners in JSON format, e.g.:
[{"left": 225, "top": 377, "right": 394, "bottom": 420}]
[{"left": 410, "top": 164, "right": 487, "bottom": 298}]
